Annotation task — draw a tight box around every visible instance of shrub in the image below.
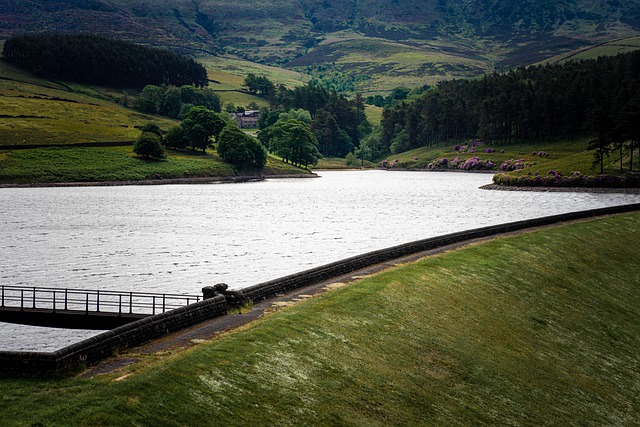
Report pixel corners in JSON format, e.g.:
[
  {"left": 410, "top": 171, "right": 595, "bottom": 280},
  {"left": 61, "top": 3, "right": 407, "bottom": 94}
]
[
  {"left": 499, "top": 159, "right": 531, "bottom": 172},
  {"left": 133, "top": 132, "right": 166, "bottom": 160},
  {"left": 459, "top": 156, "right": 495, "bottom": 171},
  {"left": 492, "top": 171, "right": 640, "bottom": 188},
  {"left": 345, "top": 152, "right": 358, "bottom": 166}
]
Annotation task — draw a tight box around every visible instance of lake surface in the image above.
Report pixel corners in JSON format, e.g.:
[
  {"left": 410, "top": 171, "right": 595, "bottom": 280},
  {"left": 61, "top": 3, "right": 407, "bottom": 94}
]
[{"left": 2, "top": 170, "right": 640, "bottom": 350}]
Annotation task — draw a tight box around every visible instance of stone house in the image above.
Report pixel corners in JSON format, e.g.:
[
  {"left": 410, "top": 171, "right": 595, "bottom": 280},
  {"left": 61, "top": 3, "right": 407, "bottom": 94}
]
[{"left": 231, "top": 110, "right": 260, "bottom": 128}]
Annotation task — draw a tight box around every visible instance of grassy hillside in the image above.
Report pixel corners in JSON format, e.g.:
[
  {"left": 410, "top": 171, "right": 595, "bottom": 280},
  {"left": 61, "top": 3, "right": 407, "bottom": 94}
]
[
  {"left": 538, "top": 35, "right": 640, "bottom": 65},
  {"left": 0, "top": 60, "right": 177, "bottom": 146},
  {"left": 381, "top": 138, "right": 637, "bottom": 178},
  {"left": 3, "top": 1, "right": 640, "bottom": 95},
  {"left": 288, "top": 32, "right": 491, "bottom": 96},
  {"left": 200, "top": 54, "right": 310, "bottom": 109},
  {"left": 0, "top": 59, "right": 312, "bottom": 183},
  {"left": 1, "top": 212, "right": 639, "bottom": 425}
]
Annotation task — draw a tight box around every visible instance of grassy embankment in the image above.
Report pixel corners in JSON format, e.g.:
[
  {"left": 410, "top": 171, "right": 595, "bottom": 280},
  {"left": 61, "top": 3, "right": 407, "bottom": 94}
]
[
  {"left": 379, "top": 137, "right": 637, "bottom": 178},
  {"left": 0, "top": 59, "right": 312, "bottom": 184},
  {"left": 2, "top": 212, "right": 639, "bottom": 425},
  {"left": 0, "top": 146, "right": 308, "bottom": 184}
]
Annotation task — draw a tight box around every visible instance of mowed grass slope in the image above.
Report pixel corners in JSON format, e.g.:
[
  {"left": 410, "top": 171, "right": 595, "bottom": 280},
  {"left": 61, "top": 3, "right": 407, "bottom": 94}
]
[{"left": 2, "top": 213, "right": 639, "bottom": 425}]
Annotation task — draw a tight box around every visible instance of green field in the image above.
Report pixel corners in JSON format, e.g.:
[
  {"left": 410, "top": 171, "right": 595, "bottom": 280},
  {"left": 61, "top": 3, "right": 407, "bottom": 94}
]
[
  {"left": 1, "top": 212, "right": 639, "bottom": 425},
  {"left": 0, "top": 58, "right": 315, "bottom": 184},
  {"left": 0, "top": 61, "right": 178, "bottom": 146},
  {"left": 0, "top": 146, "right": 309, "bottom": 184},
  {"left": 200, "top": 54, "right": 310, "bottom": 110}
]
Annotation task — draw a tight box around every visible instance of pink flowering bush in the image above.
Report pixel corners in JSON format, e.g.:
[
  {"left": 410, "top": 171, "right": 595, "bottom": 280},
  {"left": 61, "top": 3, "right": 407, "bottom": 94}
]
[
  {"left": 459, "top": 156, "right": 495, "bottom": 170},
  {"left": 493, "top": 171, "right": 640, "bottom": 188},
  {"left": 499, "top": 159, "right": 533, "bottom": 171}
]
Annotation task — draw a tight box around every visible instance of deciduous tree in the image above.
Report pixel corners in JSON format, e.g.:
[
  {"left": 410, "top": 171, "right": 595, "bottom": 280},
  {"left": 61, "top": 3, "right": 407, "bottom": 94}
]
[
  {"left": 269, "top": 119, "right": 321, "bottom": 168},
  {"left": 217, "top": 125, "right": 267, "bottom": 168},
  {"left": 181, "top": 107, "right": 226, "bottom": 153},
  {"left": 134, "top": 132, "right": 166, "bottom": 160}
]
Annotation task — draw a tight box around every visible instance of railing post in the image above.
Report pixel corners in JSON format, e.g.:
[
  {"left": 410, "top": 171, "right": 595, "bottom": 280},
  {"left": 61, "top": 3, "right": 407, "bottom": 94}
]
[
  {"left": 96, "top": 290, "right": 100, "bottom": 312},
  {"left": 85, "top": 293, "right": 89, "bottom": 314},
  {"left": 162, "top": 294, "right": 166, "bottom": 312},
  {"left": 1, "top": 285, "right": 4, "bottom": 307},
  {"left": 32, "top": 287, "right": 36, "bottom": 309},
  {"left": 152, "top": 296, "right": 156, "bottom": 315},
  {"left": 64, "top": 289, "right": 68, "bottom": 311},
  {"left": 129, "top": 292, "right": 133, "bottom": 314},
  {"left": 52, "top": 290, "right": 56, "bottom": 313},
  {"left": 119, "top": 294, "right": 122, "bottom": 316},
  {"left": 20, "top": 289, "right": 24, "bottom": 311}
]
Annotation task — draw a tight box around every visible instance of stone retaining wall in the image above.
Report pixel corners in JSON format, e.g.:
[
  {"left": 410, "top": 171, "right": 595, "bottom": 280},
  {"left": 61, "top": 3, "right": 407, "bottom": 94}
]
[{"left": 2, "top": 203, "right": 639, "bottom": 375}]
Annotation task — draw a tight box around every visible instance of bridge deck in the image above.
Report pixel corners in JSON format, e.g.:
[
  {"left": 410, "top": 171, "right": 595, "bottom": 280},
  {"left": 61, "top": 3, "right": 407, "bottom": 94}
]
[
  {"left": 0, "top": 285, "right": 202, "bottom": 330},
  {"left": 0, "top": 306, "right": 148, "bottom": 329}
]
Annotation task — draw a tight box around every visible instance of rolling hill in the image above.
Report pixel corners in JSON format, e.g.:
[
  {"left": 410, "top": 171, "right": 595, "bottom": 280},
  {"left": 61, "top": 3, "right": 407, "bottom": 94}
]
[{"left": 2, "top": 0, "right": 640, "bottom": 94}]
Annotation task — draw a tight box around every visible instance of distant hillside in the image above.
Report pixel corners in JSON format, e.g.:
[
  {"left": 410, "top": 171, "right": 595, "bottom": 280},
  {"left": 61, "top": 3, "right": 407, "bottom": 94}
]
[{"left": 2, "top": 0, "right": 640, "bottom": 93}]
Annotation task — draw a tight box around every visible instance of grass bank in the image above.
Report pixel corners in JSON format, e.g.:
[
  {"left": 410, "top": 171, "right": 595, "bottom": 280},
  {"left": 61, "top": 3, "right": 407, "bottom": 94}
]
[
  {"left": 384, "top": 137, "right": 639, "bottom": 178},
  {"left": 0, "top": 146, "right": 310, "bottom": 184},
  {"left": 2, "top": 212, "right": 639, "bottom": 425},
  {"left": 0, "top": 60, "right": 177, "bottom": 147}
]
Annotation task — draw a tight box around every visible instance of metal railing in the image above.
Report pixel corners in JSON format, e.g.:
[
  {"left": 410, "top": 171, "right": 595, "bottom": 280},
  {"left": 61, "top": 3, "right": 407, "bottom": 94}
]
[{"left": 0, "top": 285, "right": 201, "bottom": 316}]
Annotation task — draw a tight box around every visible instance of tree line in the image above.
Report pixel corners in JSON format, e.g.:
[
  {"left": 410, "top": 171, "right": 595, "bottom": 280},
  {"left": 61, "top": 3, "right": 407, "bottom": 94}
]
[
  {"left": 381, "top": 50, "right": 640, "bottom": 159},
  {"left": 2, "top": 34, "right": 208, "bottom": 88},
  {"left": 134, "top": 84, "right": 221, "bottom": 117},
  {"left": 250, "top": 78, "right": 371, "bottom": 158}
]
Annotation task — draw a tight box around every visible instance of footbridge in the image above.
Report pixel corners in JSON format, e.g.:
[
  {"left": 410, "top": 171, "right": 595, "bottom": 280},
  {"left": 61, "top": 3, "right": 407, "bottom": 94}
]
[{"left": 0, "top": 285, "right": 202, "bottom": 329}]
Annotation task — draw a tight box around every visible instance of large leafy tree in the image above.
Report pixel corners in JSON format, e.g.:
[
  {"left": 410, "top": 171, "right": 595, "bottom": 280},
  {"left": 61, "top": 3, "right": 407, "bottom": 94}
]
[
  {"left": 217, "top": 125, "right": 267, "bottom": 169},
  {"left": 356, "top": 127, "right": 387, "bottom": 161},
  {"left": 244, "top": 73, "right": 275, "bottom": 98},
  {"left": 180, "top": 107, "right": 226, "bottom": 152},
  {"left": 164, "top": 126, "right": 189, "bottom": 150},
  {"left": 269, "top": 119, "right": 321, "bottom": 168}
]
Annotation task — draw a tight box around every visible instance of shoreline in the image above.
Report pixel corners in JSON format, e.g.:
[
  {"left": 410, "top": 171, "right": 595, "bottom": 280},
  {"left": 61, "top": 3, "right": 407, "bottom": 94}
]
[
  {"left": 0, "top": 173, "right": 318, "bottom": 189},
  {"left": 480, "top": 183, "right": 640, "bottom": 194}
]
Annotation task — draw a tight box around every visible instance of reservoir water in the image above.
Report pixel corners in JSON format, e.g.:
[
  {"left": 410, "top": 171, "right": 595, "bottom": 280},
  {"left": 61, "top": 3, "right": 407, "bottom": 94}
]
[{"left": 2, "top": 170, "right": 640, "bottom": 350}]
